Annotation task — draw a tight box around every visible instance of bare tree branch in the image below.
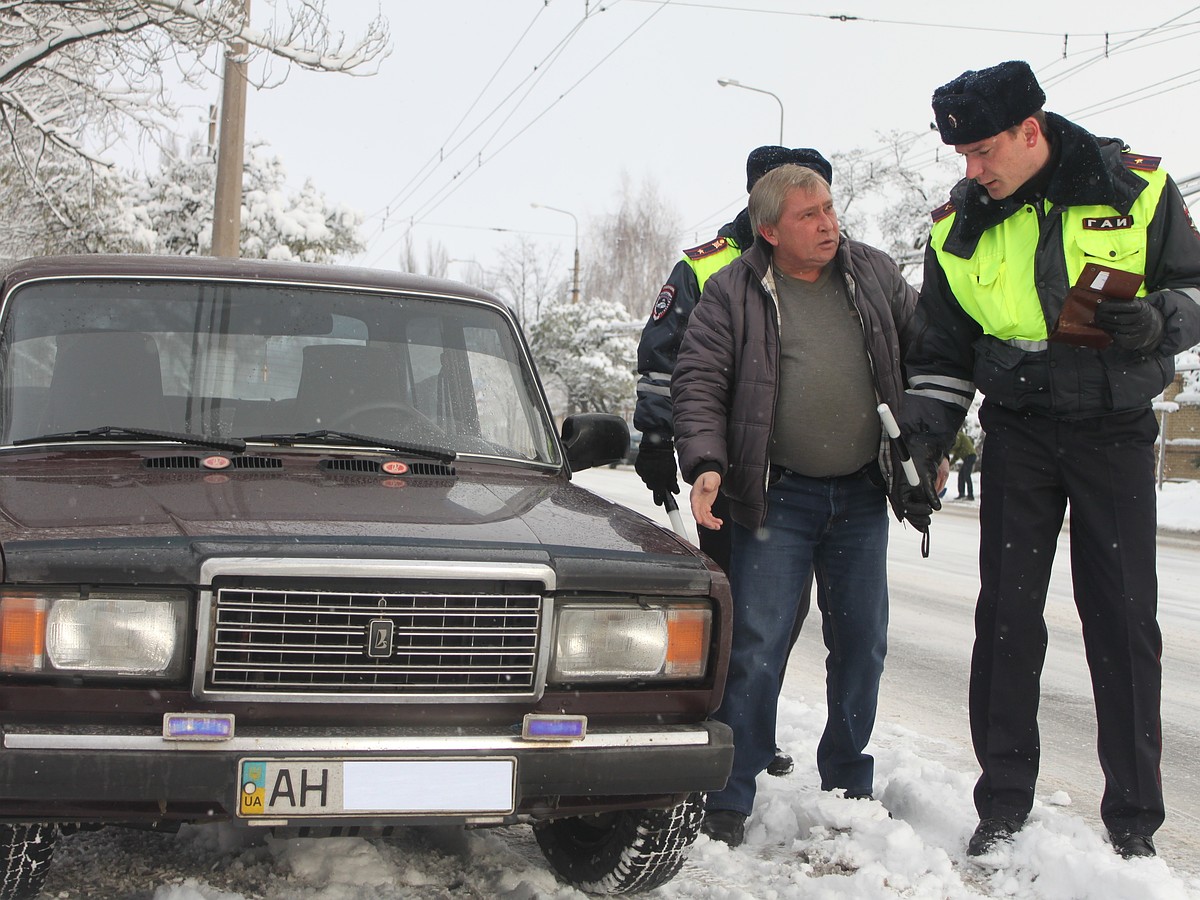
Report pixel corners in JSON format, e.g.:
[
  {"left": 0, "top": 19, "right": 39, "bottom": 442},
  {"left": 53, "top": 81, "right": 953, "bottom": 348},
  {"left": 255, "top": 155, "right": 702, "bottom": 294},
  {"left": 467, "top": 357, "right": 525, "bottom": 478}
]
[{"left": 0, "top": 0, "right": 389, "bottom": 229}]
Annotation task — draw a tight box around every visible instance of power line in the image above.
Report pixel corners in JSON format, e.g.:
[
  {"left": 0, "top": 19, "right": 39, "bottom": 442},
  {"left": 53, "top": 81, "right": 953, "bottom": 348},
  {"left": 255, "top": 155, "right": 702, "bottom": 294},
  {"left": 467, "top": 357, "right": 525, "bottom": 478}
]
[
  {"left": 367, "top": 2, "right": 1200, "bottom": 266},
  {"left": 363, "top": 0, "right": 677, "bottom": 267},
  {"left": 625, "top": 0, "right": 1183, "bottom": 40}
]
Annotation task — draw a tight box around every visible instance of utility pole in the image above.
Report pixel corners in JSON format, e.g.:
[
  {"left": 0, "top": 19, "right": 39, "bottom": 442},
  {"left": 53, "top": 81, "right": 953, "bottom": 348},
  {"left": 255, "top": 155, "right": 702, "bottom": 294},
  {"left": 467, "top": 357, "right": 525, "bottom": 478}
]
[
  {"left": 530, "top": 202, "right": 581, "bottom": 303},
  {"left": 212, "top": 0, "right": 252, "bottom": 258}
]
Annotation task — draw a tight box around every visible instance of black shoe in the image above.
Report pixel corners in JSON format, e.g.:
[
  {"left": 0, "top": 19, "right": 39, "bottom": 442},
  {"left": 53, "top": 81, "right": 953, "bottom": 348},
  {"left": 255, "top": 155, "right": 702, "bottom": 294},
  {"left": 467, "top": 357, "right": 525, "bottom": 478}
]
[
  {"left": 767, "top": 748, "right": 793, "bottom": 777},
  {"left": 701, "top": 810, "right": 746, "bottom": 847},
  {"left": 967, "top": 817, "right": 1022, "bottom": 857},
  {"left": 1109, "top": 831, "right": 1156, "bottom": 859}
]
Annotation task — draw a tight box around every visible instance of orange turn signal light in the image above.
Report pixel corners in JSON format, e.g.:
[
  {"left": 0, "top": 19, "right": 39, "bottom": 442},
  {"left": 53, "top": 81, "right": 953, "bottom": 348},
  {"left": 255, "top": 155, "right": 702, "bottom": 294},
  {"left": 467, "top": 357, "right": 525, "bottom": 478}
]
[
  {"left": 0, "top": 594, "right": 47, "bottom": 672},
  {"left": 665, "top": 608, "right": 710, "bottom": 678}
]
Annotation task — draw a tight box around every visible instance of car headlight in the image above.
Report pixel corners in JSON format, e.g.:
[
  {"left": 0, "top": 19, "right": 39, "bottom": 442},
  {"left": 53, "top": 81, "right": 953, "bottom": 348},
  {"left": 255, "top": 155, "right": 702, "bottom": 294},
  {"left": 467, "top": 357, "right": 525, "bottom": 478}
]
[
  {"left": 549, "top": 600, "right": 711, "bottom": 682},
  {"left": 0, "top": 589, "right": 188, "bottom": 679}
]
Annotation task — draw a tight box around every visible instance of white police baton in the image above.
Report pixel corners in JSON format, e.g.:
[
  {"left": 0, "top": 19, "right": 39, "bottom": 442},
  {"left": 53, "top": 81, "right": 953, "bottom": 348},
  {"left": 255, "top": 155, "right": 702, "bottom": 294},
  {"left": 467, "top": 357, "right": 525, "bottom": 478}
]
[{"left": 877, "top": 403, "right": 920, "bottom": 487}]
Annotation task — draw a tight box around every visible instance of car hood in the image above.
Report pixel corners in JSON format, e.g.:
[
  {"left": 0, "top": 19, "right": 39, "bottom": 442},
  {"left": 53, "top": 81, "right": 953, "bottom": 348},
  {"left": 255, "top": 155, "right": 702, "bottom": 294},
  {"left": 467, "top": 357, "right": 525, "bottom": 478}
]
[{"left": 0, "top": 449, "right": 705, "bottom": 589}]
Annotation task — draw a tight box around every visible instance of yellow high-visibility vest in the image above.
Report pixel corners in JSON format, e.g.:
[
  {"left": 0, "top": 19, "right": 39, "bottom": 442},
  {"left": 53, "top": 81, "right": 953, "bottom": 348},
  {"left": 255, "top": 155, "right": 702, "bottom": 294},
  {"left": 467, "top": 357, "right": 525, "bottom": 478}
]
[
  {"left": 684, "top": 237, "right": 742, "bottom": 292},
  {"left": 931, "top": 166, "right": 1167, "bottom": 342}
]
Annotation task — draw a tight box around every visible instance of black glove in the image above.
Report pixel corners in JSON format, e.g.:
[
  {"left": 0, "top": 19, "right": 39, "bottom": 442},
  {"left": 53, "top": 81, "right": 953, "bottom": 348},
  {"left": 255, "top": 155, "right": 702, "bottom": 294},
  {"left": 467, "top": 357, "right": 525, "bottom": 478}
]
[
  {"left": 634, "top": 441, "right": 679, "bottom": 506},
  {"left": 898, "top": 438, "right": 942, "bottom": 533},
  {"left": 1093, "top": 298, "right": 1165, "bottom": 352}
]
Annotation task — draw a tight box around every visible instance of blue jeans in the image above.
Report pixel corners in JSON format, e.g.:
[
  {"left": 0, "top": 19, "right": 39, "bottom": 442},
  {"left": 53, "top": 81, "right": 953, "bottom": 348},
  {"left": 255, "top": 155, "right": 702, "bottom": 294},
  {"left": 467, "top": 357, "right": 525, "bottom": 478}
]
[{"left": 706, "top": 467, "right": 889, "bottom": 816}]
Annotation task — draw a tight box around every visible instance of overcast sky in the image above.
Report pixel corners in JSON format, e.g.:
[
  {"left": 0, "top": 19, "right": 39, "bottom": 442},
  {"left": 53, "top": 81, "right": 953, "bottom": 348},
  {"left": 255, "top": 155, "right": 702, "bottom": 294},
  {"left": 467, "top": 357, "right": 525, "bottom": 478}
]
[{"left": 218, "top": 1, "right": 1200, "bottom": 287}]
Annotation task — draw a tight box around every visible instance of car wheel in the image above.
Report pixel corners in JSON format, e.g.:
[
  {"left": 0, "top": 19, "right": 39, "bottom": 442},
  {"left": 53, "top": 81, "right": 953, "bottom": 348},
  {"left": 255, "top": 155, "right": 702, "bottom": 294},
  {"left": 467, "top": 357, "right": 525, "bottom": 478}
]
[
  {"left": 533, "top": 793, "right": 703, "bottom": 895},
  {"left": 0, "top": 824, "right": 56, "bottom": 900}
]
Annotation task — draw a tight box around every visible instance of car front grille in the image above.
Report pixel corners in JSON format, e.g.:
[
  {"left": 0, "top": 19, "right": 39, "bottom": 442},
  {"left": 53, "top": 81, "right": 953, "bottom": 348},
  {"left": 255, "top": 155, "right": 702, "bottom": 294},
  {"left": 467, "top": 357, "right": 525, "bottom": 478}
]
[{"left": 205, "top": 586, "right": 543, "bottom": 700}]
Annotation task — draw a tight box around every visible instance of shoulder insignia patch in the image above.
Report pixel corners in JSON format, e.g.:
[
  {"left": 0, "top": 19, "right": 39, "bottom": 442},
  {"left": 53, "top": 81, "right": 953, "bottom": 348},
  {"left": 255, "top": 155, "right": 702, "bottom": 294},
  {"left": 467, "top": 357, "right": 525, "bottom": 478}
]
[
  {"left": 651, "top": 284, "right": 677, "bottom": 321},
  {"left": 930, "top": 199, "right": 956, "bottom": 223},
  {"left": 1121, "top": 152, "right": 1161, "bottom": 173},
  {"left": 683, "top": 236, "right": 729, "bottom": 261}
]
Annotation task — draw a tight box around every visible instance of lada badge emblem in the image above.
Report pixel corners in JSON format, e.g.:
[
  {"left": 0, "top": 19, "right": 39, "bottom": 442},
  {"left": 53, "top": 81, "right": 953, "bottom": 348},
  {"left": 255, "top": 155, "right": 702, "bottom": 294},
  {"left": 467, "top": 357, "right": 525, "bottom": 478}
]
[
  {"left": 202, "top": 456, "right": 231, "bottom": 470},
  {"left": 366, "top": 619, "right": 393, "bottom": 658},
  {"left": 381, "top": 460, "right": 408, "bottom": 475}
]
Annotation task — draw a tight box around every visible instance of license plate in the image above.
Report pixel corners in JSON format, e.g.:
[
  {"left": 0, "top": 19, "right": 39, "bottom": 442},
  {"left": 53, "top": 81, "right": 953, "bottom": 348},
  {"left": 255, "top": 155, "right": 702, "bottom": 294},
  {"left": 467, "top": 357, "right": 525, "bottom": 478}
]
[{"left": 238, "top": 757, "right": 516, "bottom": 817}]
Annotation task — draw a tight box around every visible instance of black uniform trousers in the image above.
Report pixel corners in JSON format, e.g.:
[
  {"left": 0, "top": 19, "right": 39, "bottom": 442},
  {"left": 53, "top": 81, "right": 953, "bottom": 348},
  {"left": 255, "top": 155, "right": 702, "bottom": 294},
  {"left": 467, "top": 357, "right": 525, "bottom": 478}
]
[{"left": 972, "top": 401, "right": 1163, "bottom": 836}]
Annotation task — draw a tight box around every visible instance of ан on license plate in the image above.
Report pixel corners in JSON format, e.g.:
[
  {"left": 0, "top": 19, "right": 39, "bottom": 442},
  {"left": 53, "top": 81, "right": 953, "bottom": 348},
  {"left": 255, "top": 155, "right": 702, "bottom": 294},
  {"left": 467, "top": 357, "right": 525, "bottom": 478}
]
[{"left": 238, "top": 757, "right": 516, "bottom": 817}]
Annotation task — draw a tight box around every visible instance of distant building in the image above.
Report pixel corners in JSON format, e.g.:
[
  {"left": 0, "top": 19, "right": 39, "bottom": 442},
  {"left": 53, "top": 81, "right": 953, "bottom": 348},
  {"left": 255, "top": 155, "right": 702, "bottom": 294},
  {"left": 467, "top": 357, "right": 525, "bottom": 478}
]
[{"left": 1160, "top": 370, "right": 1200, "bottom": 481}]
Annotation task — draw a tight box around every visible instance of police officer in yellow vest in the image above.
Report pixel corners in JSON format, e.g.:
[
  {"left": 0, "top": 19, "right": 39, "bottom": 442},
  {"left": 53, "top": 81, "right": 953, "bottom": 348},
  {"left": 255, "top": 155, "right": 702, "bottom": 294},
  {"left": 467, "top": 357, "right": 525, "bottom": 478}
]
[{"left": 902, "top": 60, "right": 1200, "bottom": 862}]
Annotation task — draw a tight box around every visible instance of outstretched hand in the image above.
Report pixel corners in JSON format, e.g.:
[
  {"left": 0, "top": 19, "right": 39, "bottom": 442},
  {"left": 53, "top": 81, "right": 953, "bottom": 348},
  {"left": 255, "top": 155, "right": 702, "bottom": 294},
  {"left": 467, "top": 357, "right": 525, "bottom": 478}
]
[{"left": 690, "top": 471, "right": 724, "bottom": 530}]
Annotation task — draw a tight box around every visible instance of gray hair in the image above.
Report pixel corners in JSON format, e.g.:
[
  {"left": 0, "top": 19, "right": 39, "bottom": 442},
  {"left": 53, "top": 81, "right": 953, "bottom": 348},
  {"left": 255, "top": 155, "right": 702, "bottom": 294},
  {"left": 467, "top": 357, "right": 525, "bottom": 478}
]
[{"left": 748, "top": 164, "right": 832, "bottom": 236}]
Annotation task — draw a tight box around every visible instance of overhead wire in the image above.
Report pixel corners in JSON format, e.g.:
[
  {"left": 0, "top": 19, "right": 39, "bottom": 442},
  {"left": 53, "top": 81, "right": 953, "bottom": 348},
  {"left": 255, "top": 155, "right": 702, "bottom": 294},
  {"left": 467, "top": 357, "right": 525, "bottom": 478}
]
[
  {"left": 681, "top": 12, "right": 1200, "bottom": 242},
  {"left": 357, "top": 3, "right": 574, "bottom": 260},
  {"left": 361, "top": 4, "right": 553, "bottom": 227},
  {"left": 360, "top": 0, "right": 624, "bottom": 266},
  {"left": 370, "top": 2, "right": 1200, "bottom": 263},
  {"left": 365, "top": 0, "right": 677, "bottom": 266}
]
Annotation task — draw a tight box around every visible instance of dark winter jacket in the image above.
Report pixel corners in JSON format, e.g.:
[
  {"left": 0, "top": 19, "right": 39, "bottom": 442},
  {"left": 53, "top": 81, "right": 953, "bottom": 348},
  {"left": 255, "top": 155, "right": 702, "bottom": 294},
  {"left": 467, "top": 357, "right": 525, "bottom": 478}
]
[
  {"left": 905, "top": 113, "right": 1200, "bottom": 455},
  {"left": 633, "top": 211, "right": 754, "bottom": 444},
  {"left": 671, "top": 237, "right": 920, "bottom": 531}
]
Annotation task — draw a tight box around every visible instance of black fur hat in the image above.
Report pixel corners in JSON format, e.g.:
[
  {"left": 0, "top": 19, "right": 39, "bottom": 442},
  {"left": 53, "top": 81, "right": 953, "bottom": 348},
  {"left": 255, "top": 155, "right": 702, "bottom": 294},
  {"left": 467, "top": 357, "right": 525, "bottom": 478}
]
[
  {"left": 932, "top": 60, "right": 1046, "bottom": 145},
  {"left": 745, "top": 146, "right": 833, "bottom": 192}
]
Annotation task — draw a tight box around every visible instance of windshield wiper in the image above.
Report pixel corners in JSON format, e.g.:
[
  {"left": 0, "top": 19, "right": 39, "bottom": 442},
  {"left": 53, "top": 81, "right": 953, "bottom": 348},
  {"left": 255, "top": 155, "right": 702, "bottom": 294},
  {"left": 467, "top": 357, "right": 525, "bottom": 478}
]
[
  {"left": 242, "top": 430, "right": 456, "bottom": 463},
  {"left": 12, "top": 426, "right": 247, "bottom": 452}
]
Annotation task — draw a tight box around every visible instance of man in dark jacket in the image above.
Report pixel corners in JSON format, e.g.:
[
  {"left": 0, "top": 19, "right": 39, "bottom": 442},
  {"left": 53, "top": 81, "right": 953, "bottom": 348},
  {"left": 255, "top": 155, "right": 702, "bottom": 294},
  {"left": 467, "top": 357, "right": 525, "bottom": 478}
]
[
  {"left": 904, "top": 60, "right": 1200, "bottom": 861},
  {"left": 634, "top": 145, "right": 834, "bottom": 557},
  {"left": 634, "top": 145, "right": 833, "bottom": 778},
  {"left": 672, "top": 163, "right": 927, "bottom": 847}
]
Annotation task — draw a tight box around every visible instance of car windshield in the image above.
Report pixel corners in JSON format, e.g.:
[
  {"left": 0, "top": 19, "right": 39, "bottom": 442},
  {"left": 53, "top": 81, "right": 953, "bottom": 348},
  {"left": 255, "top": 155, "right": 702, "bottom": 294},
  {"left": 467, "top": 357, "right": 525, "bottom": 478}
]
[{"left": 0, "top": 278, "right": 561, "bottom": 465}]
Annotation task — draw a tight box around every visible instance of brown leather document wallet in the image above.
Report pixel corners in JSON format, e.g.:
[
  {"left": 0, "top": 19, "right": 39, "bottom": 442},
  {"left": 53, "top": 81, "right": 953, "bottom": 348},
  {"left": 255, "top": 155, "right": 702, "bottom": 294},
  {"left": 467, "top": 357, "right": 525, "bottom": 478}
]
[{"left": 1048, "top": 263, "right": 1145, "bottom": 349}]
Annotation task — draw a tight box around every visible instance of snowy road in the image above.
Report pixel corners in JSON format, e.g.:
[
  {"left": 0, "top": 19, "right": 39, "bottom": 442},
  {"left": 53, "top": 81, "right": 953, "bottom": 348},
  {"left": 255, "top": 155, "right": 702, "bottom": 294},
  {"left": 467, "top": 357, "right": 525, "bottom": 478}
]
[
  {"left": 842, "top": 500, "right": 1200, "bottom": 874},
  {"left": 573, "top": 466, "right": 1200, "bottom": 873}
]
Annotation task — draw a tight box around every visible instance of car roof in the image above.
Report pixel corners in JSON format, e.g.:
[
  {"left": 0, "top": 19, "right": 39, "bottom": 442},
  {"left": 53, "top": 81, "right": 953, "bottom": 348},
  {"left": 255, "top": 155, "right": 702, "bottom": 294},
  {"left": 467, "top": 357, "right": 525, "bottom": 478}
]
[{"left": 0, "top": 254, "right": 511, "bottom": 314}]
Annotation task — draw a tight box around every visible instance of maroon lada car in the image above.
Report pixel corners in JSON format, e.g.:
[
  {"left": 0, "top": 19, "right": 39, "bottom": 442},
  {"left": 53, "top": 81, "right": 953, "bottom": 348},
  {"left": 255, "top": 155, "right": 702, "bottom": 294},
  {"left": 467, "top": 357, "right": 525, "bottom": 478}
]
[{"left": 0, "top": 255, "right": 732, "bottom": 898}]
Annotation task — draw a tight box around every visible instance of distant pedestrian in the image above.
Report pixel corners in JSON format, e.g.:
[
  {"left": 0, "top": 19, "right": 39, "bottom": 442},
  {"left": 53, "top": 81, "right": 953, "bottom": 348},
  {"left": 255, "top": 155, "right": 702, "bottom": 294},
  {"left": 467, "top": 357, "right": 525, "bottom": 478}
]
[{"left": 950, "top": 430, "right": 977, "bottom": 500}]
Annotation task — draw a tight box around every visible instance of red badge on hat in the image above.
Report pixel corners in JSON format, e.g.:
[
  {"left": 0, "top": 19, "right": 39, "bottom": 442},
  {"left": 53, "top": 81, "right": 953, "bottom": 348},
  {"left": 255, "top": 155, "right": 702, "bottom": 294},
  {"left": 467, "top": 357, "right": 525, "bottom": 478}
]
[{"left": 651, "top": 284, "right": 676, "bottom": 321}]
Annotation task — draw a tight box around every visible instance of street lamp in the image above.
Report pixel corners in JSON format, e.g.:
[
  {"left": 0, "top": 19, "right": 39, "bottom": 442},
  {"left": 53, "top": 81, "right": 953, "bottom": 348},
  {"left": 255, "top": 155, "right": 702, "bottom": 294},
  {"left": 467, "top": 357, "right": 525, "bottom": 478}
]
[
  {"left": 717, "top": 77, "right": 784, "bottom": 145},
  {"left": 531, "top": 202, "right": 581, "bottom": 304}
]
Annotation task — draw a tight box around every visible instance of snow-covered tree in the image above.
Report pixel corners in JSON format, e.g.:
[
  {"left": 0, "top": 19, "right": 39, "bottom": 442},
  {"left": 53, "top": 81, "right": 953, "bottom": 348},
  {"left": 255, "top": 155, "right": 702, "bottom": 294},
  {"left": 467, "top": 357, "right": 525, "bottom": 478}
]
[
  {"left": 0, "top": 139, "right": 364, "bottom": 261},
  {"left": 0, "top": 2, "right": 388, "bottom": 169},
  {"left": 128, "top": 140, "right": 364, "bottom": 260},
  {"left": 832, "top": 132, "right": 960, "bottom": 276},
  {"left": 528, "top": 299, "right": 638, "bottom": 417},
  {"left": 0, "top": 1, "right": 387, "bottom": 258}
]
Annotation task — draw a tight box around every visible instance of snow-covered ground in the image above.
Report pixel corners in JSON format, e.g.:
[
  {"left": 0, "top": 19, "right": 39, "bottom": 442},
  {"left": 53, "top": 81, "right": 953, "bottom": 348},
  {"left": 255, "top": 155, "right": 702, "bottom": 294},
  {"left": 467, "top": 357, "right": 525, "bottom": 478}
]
[
  {"left": 1157, "top": 479, "right": 1200, "bottom": 532},
  {"left": 47, "top": 478, "right": 1200, "bottom": 900}
]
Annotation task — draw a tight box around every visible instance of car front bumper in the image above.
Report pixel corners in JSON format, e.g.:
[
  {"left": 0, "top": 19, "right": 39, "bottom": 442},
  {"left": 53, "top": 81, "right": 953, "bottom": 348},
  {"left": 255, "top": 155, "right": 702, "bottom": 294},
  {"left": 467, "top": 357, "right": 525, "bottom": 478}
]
[{"left": 0, "top": 722, "right": 733, "bottom": 826}]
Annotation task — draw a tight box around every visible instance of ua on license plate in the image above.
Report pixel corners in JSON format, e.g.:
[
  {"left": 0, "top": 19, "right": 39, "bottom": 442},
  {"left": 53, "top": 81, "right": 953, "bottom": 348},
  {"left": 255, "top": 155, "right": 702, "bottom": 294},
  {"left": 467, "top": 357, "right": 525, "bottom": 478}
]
[{"left": 238, "top": 757, "right": 516, "bottom": 817}]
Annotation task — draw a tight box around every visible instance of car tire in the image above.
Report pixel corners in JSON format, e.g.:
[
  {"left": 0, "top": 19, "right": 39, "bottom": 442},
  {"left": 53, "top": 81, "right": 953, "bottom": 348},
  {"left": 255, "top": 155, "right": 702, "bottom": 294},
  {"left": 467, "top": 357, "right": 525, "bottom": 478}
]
[
  {"left": 533, "top": 792, "right": 703, "bottom": 895},
  {"left": 0, "top": 824, "right": 56, "bottom": 900}
]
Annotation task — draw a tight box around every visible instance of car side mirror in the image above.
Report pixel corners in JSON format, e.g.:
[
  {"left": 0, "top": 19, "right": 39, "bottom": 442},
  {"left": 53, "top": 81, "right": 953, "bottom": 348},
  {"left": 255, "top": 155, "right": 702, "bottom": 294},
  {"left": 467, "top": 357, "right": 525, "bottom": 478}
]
[{"left": 560, "top": 414, "right": 629, "bottom": 472}]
